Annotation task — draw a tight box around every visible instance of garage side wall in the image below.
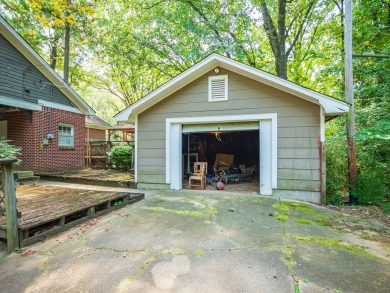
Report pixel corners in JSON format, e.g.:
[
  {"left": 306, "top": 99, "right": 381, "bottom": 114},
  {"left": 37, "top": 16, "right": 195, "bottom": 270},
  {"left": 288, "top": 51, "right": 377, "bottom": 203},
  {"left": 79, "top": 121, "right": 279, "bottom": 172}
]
[{"left": 137, "top": 69, "right": 321, "bottom": 200}]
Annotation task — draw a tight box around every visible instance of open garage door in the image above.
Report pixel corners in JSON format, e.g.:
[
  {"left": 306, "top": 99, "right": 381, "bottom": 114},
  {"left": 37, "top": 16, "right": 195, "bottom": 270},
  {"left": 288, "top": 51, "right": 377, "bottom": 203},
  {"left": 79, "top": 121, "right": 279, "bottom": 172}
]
[
  {"left": 167, "top": 115, "right": 276, "bottom": 196},
  {"left": 182, "top": 129, "right": 259, "bottom": 192}
]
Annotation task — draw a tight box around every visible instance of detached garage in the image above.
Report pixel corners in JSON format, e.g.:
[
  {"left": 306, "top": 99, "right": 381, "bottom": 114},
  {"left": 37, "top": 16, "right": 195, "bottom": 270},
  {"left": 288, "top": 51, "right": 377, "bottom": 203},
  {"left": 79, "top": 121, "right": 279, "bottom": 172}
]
[{"left": 115, "top": 54, "right": 348, "bottom": 203}]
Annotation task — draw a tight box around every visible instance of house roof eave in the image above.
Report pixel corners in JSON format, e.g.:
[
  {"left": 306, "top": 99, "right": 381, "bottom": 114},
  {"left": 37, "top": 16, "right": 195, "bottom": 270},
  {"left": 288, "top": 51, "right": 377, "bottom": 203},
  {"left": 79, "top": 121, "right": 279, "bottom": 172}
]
[
  {"left": 114, "top": 53, "right": 349, "bottom": 122},
  {"left": 86, "top": 123, "right": 109, "bottom": 130},
  {"left": 0, "top": 17, "right": 95, "bottom": 116}
]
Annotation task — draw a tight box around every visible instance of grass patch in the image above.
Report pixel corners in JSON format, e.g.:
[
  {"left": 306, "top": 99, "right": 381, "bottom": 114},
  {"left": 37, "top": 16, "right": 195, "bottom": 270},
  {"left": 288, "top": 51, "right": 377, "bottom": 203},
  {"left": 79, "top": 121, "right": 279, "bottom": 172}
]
[
  {"left": 291, "top": 206, "right": 317, "bottom": 215},
  {"left": 281, "top": 244, "right": 297, "bottom": 275},
  {"left": 295, "top": 218, "right": 315, "bottom": 225},
  {"left": 273, "top": 201, "right": 291, "bottom": 222},
  {"left": 191, "top": 250, "right": 205, "bottom": 255},
  {"left": 205, "top": 207, "right": 218, "bottom": 215},
  {"left": 292, "top": 236, "right": 378, "bottom": 259},
  {"left": 250, "top": 198, "right": 264, "bottom": 203},
  {"left": 285, "top": 202, "right": 307, "bottom": 208},
  {"left": 143, "top": 207, "right": 204, "bottom": 218},
  {"left": 314, "top": 214, "right": 332, "bottom": 221},
  {"left": 314, "top": 213, "right": 334, "bottom": 226},
  {"left": 141, "top": 257, "right": 157, "bottom": 270},
  {"left": 275, "top": 212, "right": 289, "bottom": 223}
]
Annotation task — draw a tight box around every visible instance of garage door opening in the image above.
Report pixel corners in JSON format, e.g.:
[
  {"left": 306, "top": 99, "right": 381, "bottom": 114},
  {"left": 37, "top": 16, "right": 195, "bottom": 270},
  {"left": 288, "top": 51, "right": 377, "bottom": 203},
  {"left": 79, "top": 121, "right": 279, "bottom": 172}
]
[
  {"left": 167, "top": 115, "right": 275, "bottom": 195},
  {"left": 182, "top": 129, "right": 259, "bottom": 193}
]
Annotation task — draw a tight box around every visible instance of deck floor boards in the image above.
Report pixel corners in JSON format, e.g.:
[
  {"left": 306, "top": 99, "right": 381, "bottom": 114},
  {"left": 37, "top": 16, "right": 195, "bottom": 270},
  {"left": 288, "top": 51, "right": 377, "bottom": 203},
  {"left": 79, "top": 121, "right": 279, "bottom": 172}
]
[{"left": 0, "top": 185, "right": 142, "bottom": 230}]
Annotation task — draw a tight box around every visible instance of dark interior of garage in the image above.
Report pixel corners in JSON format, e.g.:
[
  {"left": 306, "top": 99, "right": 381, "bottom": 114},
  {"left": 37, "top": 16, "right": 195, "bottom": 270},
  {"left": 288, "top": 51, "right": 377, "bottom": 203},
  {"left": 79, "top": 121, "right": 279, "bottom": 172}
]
[{"left": 182, "top": 130, "right": 259, "bottom": 179}]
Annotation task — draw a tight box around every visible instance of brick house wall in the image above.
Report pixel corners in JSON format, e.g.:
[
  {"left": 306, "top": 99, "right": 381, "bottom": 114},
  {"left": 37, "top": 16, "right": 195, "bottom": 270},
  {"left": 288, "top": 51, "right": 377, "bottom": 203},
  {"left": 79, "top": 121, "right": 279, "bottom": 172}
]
[
  {"left": 3, "top": 107, "right": 85, "bottom": 173},
  {"left": 86, "top": 128, "right": 106, "bottom": 141}
]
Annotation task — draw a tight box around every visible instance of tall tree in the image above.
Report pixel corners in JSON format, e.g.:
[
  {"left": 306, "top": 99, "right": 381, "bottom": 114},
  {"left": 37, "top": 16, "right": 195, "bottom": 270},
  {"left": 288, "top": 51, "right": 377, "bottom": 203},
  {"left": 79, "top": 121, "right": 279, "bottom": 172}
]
[
  {"left": 255, "top": 0, "right": 317, "bottom": 79},
  {"left": 0, "top": 0, "right": 95, "bottom": 82}
]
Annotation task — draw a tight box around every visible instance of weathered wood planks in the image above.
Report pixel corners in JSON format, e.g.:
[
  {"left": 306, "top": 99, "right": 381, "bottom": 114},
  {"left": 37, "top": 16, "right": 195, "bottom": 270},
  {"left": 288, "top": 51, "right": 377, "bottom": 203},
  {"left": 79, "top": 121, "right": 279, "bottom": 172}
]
[{"left": 0, "top": 185, "right": 144, "bottom": 247}]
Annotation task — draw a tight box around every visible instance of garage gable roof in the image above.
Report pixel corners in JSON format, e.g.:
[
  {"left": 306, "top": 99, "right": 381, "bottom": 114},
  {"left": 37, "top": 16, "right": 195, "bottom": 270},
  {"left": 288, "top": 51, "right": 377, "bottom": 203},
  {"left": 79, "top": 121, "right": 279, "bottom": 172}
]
[
  {"left": 0, "top": 17, "right": 95, "bottom": 115},
  {"left": 115, "top": 53, "right": 348, "bottom": 122}
]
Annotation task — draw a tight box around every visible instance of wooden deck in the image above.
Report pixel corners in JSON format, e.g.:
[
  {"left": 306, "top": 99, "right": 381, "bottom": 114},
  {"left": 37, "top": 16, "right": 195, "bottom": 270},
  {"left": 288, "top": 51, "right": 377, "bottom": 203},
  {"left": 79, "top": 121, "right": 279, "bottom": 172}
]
[{"left": 0, "top": 185, "right": 144, "bottom": 247}]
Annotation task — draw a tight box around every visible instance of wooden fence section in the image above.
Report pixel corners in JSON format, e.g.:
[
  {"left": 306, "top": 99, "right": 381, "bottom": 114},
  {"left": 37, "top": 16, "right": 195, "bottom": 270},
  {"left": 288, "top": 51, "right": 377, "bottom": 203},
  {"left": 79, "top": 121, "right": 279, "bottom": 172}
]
[
  {"left": 0, "top": 159, "right": 19, "bottom": 252},
  {"left": 85, "top": 141, "right": 134, "bottom": 169}
]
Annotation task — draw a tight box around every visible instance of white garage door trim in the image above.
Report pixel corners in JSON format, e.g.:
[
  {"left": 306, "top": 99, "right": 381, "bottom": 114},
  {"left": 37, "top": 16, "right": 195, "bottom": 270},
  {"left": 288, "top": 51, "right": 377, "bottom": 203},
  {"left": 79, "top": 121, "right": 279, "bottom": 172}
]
[
  {"left": 182, "top": 121, "right": 260, "bottom": 133},
  {"left": 166, "top": 113, "right": 277, "bottom": 195}
]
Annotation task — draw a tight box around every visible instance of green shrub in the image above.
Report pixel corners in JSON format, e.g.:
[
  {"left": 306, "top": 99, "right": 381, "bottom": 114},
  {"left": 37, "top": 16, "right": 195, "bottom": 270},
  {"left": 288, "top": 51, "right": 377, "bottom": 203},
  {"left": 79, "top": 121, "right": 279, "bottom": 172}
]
[
  {"left": 325, "top": 120, "right": 348, "bottom": 205},
  {"left": 0, "top": 138, "right": 21, "bottom": 164},
  {"left": 108, "top": 145, "right": 133, "bottom": 171},
  {"left": 354, "top": 168, "right": 386, "bottom": 205}
]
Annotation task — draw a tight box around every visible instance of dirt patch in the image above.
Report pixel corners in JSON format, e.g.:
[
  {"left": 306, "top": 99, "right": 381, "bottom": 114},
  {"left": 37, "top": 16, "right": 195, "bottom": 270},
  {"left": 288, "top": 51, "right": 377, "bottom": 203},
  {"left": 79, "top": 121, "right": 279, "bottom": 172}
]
[
  {"left": 327, "top": 205, "right": 390, "bottom": 227},
  {"left": 39, "top": 169, "right": 134, "bottom": 182}
]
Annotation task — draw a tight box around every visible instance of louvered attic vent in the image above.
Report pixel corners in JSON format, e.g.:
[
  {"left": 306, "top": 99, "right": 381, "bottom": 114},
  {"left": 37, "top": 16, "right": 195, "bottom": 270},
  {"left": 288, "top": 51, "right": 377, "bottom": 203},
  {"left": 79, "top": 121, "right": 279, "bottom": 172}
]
[{"left": 208, "top": 75, "right": 228, "bottom": 102}]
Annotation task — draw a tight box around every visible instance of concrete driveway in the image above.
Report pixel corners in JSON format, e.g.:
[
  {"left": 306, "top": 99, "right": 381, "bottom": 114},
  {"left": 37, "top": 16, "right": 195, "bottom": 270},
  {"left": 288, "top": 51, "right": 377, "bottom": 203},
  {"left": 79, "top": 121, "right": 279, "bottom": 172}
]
[{"left": 0, "top": 190, "right": 389, "bottom": 293}]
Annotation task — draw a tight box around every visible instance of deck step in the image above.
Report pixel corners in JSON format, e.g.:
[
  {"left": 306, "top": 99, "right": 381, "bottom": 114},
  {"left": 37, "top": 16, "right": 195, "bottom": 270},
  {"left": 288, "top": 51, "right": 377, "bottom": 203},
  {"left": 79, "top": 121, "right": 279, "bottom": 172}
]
[
  {"left": 17, "top": 176, "right": 40, "bottom": 183},
  {"left": 13, "top": 171, "right": 35, "bottom": 179}
]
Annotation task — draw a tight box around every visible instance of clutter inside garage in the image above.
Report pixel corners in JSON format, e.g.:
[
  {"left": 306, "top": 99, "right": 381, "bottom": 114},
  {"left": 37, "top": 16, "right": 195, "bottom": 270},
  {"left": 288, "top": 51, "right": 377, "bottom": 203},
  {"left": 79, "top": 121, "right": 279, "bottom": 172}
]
[{"left": 182, "top": 130, "right": 259, "bottom": 192}]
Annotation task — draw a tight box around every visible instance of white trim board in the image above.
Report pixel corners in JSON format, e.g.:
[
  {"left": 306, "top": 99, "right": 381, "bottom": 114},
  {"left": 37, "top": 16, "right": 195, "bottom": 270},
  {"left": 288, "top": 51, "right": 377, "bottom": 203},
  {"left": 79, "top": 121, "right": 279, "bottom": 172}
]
[
  {"left": 0, "top": 96, "right": 42, "bottom": 111},
  {"left": 320, "top": 106, "right": 325, "bottom": 142},
  {"left": 38, "top": 99, "right": 82, "bottom": 114},
  {"left": 134, "top": 116, "right": 138, "bottom": 182},
  {"left": 165, "top": 113, "right": 277, "bottom": 194}
]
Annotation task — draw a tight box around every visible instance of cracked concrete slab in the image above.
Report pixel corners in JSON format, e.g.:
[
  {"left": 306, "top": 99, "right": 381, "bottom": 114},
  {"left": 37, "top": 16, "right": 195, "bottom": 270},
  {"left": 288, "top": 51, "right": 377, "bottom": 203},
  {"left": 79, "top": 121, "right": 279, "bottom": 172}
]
[{"left": 0, "top": 189, "right": 389, "bottom": 293}]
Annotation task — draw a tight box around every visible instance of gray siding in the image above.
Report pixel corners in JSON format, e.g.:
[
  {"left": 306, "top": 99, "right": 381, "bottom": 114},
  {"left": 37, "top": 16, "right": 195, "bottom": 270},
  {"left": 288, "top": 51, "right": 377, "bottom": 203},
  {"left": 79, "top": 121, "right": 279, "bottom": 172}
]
[
  {"left": 0, "top": 34, "right": 74, "bottom": 107},
  {"left": 138, "top": 68, "right": 321, "bottom": 192}
]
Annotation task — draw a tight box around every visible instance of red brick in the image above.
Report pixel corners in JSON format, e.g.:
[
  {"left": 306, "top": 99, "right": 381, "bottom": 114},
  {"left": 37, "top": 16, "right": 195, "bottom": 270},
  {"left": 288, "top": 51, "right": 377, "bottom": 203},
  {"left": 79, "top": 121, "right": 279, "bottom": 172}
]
[{"left": 2, "top": 108, "right": 86, "bottom": 173}]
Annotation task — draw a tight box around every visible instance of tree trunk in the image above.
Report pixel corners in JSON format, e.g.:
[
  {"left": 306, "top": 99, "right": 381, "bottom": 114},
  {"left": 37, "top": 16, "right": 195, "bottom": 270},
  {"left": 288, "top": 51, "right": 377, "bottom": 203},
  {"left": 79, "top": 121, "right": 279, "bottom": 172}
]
[
  {"left": 64, "top": 0, "right": 70, "bottom": 82},
  {"left": 50, "top": 39, "right": 57, "bottom": 70},
  {"left": 260, "top": 0, "right": 288, "bottom": 79}
]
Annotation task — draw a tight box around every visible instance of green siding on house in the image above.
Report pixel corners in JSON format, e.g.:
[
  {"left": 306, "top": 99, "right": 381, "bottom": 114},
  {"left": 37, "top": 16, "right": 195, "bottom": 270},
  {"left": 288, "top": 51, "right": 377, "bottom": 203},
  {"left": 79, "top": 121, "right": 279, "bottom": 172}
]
[
  {"left": 0, "top": 35, "right": 75, "bottom": 107},
  {"left": 137, "top": 68, "right": 321, "bottom": 192}
]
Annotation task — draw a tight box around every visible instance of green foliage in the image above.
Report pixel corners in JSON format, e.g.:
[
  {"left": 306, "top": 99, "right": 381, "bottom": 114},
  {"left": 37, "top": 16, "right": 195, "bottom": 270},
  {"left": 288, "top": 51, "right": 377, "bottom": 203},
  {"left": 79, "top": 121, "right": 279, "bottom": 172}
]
[
  {"left": 113, "top": 200, "right": 123, "bottom": 206},
  {"left": 0, "top": 139, "right": 21, "bottom": 163},
  {"left": 2, "top": 0, "right": 388, "bottom": 212},
  {"left": 325, "top": 119, "right": 349, "bottom": 205},
  {"left": 294, "top": 218, "right": 314, "bottom": 225},
  {"left": 108, "top": 146, "right": 133, "bottom": 171},
  {"left": 354, "top": 168, "right": 388, "bottom": 210},
  {"left": 325, "top": 2, "right": 390, "bottom": 212}
]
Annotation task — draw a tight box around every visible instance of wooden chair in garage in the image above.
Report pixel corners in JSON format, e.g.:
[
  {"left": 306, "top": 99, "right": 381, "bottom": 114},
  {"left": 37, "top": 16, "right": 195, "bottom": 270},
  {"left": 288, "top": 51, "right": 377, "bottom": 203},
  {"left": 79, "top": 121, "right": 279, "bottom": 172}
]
[{"left": 189, "top": 162, "right": 207, "bottom": 190}]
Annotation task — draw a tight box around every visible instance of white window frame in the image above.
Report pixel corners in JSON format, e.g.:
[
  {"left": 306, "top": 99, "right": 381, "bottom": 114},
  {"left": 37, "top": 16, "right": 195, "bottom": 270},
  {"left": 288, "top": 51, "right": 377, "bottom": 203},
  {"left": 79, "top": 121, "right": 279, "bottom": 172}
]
[
  {"left": 208, "top": 75, "right": 228, "bottom": 102},
  {"left": 58, "top": 123, "right": 75, "bottom": 147}
]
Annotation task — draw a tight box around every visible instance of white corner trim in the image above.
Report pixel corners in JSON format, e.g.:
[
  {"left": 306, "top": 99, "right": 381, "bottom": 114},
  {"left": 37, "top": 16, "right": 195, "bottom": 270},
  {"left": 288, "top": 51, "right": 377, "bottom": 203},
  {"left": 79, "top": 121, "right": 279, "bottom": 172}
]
[
  {"left": 0, "top": 96, "right": 42, "bottom": 111},
  {"left": 320, "top": 106, "right": 325, "bottom": 142},
  {"left": 38, "top": 99, "right": 82, "bottom": 114},
  {"left": 271, "top": 116, "right": 278, "bottom": 189},
  {"left": 165, "top": 119, "right": 171, "bottom": 184},
  {"left": 134, "top": 115, "right": 138, "bottom": 183},
  {"left": 165, "top": 113, "right": 278, "bottom": 188}
]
